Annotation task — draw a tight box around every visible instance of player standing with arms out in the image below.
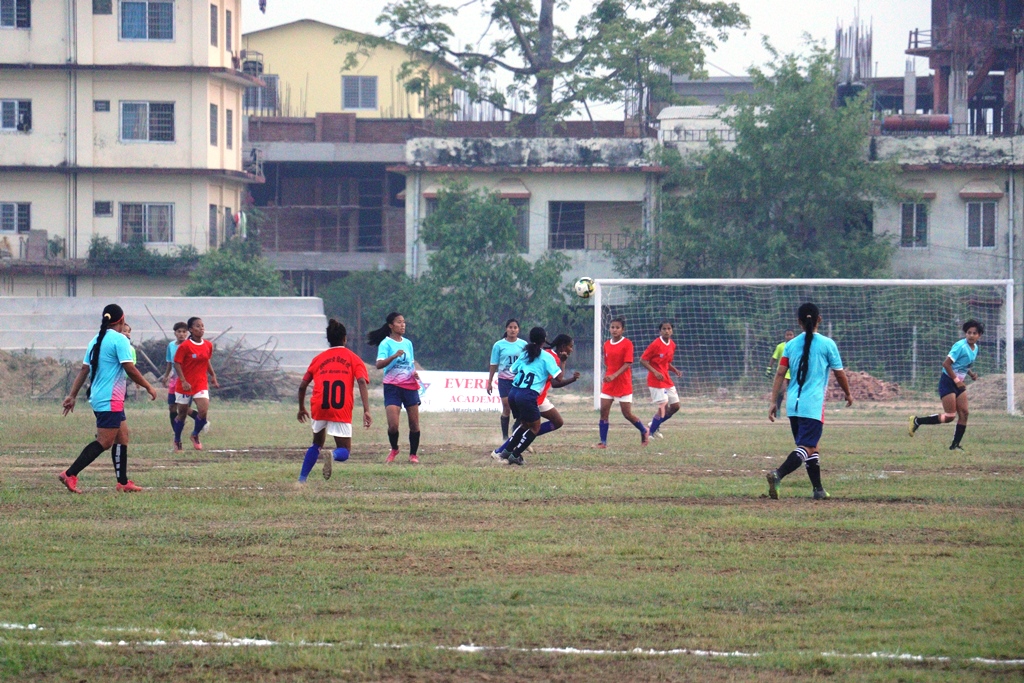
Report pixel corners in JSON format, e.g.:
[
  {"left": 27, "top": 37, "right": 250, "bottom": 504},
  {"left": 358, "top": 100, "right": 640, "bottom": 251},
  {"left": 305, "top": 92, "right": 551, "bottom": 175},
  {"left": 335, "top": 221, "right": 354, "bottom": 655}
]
[
  {"left": 368, "top": 312, "right": 422, "bottom": 463},
  {"left": 639, "top": 321, "right": 682, "bottom": 439},
  {"left": 766, "top": 329, "right": 795, "bottom": 415},
  {"left": 486, "top": 319, "right": 527, "bottom": 441},
  {"left": 909, "top": 320, "right": 984, "bottom": 451},
  {"left": 172, "top": 317, "right": 219, "bottom": 451},
  {"left": 58, "top": 304, "right": 158, "bottom": 494},
  {"left": 501, "top": 327, "right": 566, "bottom": 466},
  {"left": 766, "top": 303, "right": 852, "bottom": 500},
  {"left": 162, "top": 322, "right": 201, "bottom": 448},
  {"left": 297, "top": 320, "right": 372, "bottom": 482},
  {"left": 596, "top": 318, "right": 648, "bottom": 448}
]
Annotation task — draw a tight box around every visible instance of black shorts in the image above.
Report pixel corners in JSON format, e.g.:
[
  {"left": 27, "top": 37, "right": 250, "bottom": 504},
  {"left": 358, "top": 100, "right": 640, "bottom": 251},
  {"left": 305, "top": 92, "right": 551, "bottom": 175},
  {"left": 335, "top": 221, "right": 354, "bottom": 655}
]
[
  {"left": 938, "top": 373, "right": 965, "bottom": 399},
  {"left": 94, "top": 410, "right": 127, "bottom": 430},
  {"left": 508, "top": 386, "right": 541, "bottom": 423},
  {"left": 383, "top": 383, "right": 421, "bottom": 408},
  {"left": 497, "top": 377, "right": 514, "bottom": 398},
  {"left": 789, "top": 416, "right": 823, "bottom": 448}
]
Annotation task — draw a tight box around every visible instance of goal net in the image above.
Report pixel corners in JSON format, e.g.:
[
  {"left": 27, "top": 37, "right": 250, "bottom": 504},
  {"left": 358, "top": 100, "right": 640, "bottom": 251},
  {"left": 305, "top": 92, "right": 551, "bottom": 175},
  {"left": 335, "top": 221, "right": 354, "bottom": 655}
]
[{"left": 591, "top": 279, "right": 1017, "bottom": 414}]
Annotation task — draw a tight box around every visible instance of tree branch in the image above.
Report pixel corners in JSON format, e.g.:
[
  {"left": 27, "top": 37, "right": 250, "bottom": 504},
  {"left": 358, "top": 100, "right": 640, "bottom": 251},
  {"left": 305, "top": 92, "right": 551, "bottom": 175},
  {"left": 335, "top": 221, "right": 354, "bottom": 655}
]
[
  {"left": 447, "top": 48, "right": 538, "bottom": 75},
  {"left": 505, "top": 14, "right": 538, "bottom": 69}
]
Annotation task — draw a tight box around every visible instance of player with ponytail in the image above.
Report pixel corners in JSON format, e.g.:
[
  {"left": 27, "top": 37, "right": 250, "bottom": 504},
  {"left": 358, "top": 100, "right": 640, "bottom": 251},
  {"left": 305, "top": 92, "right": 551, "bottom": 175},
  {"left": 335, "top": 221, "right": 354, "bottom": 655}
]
[
  {"left": 58, "top": 304, "right": 158, "bottom": 494},
  {"left": 500, "top": 327, "right": 564, "bottom": 466},
  {"left": 487, "top": 318, "right": 527, "bottom": 441},
  {"left": 368, "top": 312, "right": 422, "bottom": 463},
  {"left": 766, "top": 303, "right": 852, "bottom": 500}
]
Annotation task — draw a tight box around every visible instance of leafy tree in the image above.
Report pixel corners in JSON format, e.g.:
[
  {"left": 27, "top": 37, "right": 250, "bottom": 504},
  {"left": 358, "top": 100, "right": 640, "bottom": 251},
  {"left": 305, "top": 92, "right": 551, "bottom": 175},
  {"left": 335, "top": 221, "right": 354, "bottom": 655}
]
[
  {"left": 656, "top": 44, "right": 902, "bottom": 278},
  {"left": 87, "top": 236, "right": 199, "bottom": 274},
  {"left": 319, "top": 271, "right": 416, "bottom": 363},
  {"left": 182, "top": 239, "right": 292, "bottom": 297},
  {"left": 345, "top": 0, "right": 747, "bottom": 130}
]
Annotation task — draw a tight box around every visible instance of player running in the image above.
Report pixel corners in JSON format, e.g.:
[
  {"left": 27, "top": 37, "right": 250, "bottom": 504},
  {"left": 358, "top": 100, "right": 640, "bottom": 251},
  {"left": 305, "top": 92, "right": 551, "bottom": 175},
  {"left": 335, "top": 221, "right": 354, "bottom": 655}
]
[
  {"left": 297, "top": 319, "right": 372, "bottom": 482},
  {"left": 639, "top": 321, "right": 682, "bottom": 439},
  {"left": 766, "top": 329, "right": 795, "bottom": 415},
  {"left": 909, "top": 320, "right": 984, "bottom": 451},
  {"left": 161, "top": 322, "right": 200, "bottom": 447},
  {"left": 486, "top": 318, "right": 527, "bottom": 441},
  {"left": 58, "top": 304, "right": 158, "bottom": 494},
  {"left": 501, "top": 327, "right": 566, "bottom": 466},
  {"left": 596, "top": 318, "right": 648, "bottom": 448},
  {"left": 766, "top": 303, "right": 852, "bottom": 500},
  {"left": 172, "top": 317, "right": 219, "bottom": 451},
  {"left": 368, "top": 312, "right": 421, "bottom": 463}
]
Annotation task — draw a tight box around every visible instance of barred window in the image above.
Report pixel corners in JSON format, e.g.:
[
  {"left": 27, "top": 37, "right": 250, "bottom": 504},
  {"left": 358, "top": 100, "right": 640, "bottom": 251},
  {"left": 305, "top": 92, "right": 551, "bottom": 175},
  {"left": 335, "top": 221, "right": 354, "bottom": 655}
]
[
  {"left": 225, "top": 109, "right": 233, "bottom": 149},
  {"left": 342, "top": 76, "right": 377, "bottom": 110},
  {"left": 120, "top": 101, "right": 174, "bottom": 142},
  {"left": 900, "top": 203, "right": 927, "bottom": 248},
  {"left": 244, "top": 74, "right": 278, "bottom": 112},
  {"left": 0, "top": 99, "right": 31, "bottom": 132},
  {"left": 0, "top": 0, "right": 30, "bottom": 28},
  {"left": 0, "top": 202, "right": 30, "bottom": 233},
  {"left": 94, "top": 201, "right": 113, "bottom": 217},
  {"left": 120, "top": 203, "right": 173, "bottom": 243},
  {"left": 209, "top": 3, "right": 217, "bottom": 46},
  {"left": 549, "top": 201, "right": 585, "bottom": 250},
  {"left": 120, "top": 1, "right": 173, "bottom": 40},
  {"left": 209, "top": 104, "right": 218, "bottom": 146},
  {"left": 225, "top": 9, "right": 231, "bottom": 52},
  {"left": 966, "top": 201, "right": 996, "bottom": 248},
  {"left": 507, "top": 198, "right": 530, "bottom": 253}
]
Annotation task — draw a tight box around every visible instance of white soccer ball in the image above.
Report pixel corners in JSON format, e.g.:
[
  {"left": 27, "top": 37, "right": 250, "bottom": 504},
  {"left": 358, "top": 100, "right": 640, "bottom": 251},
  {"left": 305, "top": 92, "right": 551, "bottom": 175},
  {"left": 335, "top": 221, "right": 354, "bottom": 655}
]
[{"left": 574, "top": 277, "right": 596, "bottom": 299}]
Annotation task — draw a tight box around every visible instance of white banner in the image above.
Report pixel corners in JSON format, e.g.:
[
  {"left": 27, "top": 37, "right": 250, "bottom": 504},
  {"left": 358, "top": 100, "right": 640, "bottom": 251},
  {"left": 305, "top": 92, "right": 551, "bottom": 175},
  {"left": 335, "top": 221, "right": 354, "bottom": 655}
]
[{"left": 416, "top": 371, "right": 503, "bottom": 412}]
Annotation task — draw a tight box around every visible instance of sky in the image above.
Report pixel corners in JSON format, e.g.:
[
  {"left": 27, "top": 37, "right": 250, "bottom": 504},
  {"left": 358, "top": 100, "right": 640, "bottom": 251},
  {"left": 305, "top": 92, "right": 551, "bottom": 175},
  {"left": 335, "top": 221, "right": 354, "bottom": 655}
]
[{"left": 243, "top": 0, "right": 931, "bottom": 115}]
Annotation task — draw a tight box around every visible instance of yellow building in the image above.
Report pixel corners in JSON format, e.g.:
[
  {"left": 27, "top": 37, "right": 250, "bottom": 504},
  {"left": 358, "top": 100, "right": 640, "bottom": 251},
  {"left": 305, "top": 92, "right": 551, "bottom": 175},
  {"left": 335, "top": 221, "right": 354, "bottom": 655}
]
[{"left": 241, "top": 20, "right": 452, "bottom": 119}]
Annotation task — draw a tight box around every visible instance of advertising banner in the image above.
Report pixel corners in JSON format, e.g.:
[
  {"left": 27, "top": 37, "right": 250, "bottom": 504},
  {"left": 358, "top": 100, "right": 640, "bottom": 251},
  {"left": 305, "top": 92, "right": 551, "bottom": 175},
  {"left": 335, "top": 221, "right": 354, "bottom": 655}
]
[{"left": 416, "top": 371, "right": 503, "bottom": 412}]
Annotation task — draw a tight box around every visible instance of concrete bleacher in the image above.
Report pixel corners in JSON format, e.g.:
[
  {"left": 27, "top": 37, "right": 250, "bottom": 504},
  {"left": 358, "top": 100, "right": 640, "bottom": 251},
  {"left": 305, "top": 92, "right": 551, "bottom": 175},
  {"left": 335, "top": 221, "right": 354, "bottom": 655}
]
[{"left": 0, "top": 297, "right": 329, "bottom": 373}]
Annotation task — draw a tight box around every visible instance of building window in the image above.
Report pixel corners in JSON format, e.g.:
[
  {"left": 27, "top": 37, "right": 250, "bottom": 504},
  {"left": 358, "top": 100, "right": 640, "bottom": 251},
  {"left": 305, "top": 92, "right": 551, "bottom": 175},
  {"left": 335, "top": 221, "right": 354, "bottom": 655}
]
[
  {"left": 244, "top": 74, "right": 278, "bottom": 113},
  {"left": 120, "top": 203, "right": 173, "bottom": 243},
  {"left": 93, "top": 0, "right": 112, "bottom": 15},
  {"left": 0, "top": 0, "right": 30, "bottom": 28},
  {"left": 966, "top": 201, "right": 996, "bottom": 248},
  {"left": 225, "top": 9, "right": 231, "bottom": 52},
  {"left": 209, "top": 104, "right": 218, "bottom": 145},
  {"left": 224, "top": 207, "right": 235, "bottom": 240},
  {"left": 342, "top": 76, "right": 377, "bottom": 110},
  {"left": 209, "top": 3, "right": 217, "bottom": 46},
  {"left": 549, "top": 201, "right": 585, "bottom": 249},
  {"left": 209, "top": 204, "right": 219, "bottom": 248},
  {"left": 507, "top": 198, "right": 530, "bottom": 253},
  {"left": 0, "top": 203, "right": 30, "bottom": 233},
  {"left": 120, "top": 101, "right": 174, "bottom": 142},
  {"left": 900, "top": 202, "right": 927, "bottom": 248},
  {"left": 94, "top": 201, "right": 113, "bottom": 217},
  {"left": 0, "top": 99, "right": 31, "bottom": 132},
  {"left": 225, "top": 109, "right": 233, "bottom": 149},
  {"left": 94, "top": 100, "right": 111, "bottom": 112},
  {"left": 120, "top": 1, "right": 173, "bottom": 40}
]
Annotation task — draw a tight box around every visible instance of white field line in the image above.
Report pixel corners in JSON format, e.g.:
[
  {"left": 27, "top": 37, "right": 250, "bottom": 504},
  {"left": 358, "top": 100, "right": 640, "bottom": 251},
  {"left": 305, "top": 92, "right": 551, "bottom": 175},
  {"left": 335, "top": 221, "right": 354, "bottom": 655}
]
[{"left": 1, "top": 623, "right": 1022, "bottom": 665}]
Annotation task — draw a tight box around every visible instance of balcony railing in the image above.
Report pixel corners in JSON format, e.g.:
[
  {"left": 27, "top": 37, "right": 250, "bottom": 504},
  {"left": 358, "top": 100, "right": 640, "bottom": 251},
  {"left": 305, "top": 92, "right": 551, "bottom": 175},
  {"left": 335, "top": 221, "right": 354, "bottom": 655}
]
[
  {"left": 257, "top": 206, "right": 404, "bottom": 254},
  {"left": 661, "top": 128, "right": 737, "bottom": 142}
]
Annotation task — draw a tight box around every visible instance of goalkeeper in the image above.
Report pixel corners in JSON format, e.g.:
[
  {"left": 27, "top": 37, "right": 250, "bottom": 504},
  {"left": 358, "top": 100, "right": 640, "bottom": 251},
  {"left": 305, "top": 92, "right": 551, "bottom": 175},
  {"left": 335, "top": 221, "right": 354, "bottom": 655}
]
[{"left": 766, "top": 330, "right": 795, "bottom": 415}]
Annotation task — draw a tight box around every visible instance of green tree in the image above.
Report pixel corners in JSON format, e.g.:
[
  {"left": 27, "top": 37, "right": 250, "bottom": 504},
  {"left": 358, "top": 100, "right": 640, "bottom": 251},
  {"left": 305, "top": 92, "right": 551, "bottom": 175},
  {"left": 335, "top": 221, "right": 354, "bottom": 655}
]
[
  {"left": 182, "top": 239, "right": 292, "bottom": 297},
  {"left": 345, "top": 0, "right": 747, "bottom": 130},
  {"left": 319, "top": 271, "right": 416, "bottom": 363},
  {"left": 657, "top": 44, "right": 901, "bottom": 278}
]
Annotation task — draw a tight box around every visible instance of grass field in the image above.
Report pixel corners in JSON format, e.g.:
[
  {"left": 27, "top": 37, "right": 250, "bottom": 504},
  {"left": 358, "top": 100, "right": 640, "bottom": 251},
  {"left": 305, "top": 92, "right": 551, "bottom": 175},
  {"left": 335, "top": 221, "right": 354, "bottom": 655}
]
[{"left": 1, "top": 396, "right": 1022, "bottom": 682}]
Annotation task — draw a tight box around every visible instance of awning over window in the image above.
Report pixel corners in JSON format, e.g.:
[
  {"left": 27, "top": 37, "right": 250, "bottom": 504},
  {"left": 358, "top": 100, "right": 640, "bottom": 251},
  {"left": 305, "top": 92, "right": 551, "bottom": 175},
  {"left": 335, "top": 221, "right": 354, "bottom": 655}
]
[
  {"left": 958, "top": 180, "right": 1004, "bottom": 200},
  {"left": 395, "top": 178, "right": 531, "bottom": 200}
]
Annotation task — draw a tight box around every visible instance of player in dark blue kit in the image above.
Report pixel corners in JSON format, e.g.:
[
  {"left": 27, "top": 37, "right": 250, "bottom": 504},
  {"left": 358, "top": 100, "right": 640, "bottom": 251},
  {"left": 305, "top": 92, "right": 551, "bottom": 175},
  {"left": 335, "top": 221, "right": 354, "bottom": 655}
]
[{"left": 500, "top": 327, "right": 564, "bottom": 466}]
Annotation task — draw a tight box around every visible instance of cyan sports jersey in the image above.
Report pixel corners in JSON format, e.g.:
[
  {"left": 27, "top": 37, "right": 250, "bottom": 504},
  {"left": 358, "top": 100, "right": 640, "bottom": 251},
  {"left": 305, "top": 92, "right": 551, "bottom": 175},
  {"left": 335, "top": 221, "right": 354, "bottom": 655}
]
[
  {"left": 83, "top": 330, "right": 134, "bottom": 412},
  {"left": 510, "top": 350, "right": 562, "bottom": 393},
  {"left": 166, "top": 340, "right": 179, "bottom": 378},
  {"left": 490, "top": 338, "right": 527, "bottom": 380},
  {"left": 946, "top": 338, "right": 979, "bottom": 380},
  {"left": 378, "top": 336, "right": 419, "bottom": 389},
  {"left": 782, "top": 332, "right": 843, "bottom": 421}
]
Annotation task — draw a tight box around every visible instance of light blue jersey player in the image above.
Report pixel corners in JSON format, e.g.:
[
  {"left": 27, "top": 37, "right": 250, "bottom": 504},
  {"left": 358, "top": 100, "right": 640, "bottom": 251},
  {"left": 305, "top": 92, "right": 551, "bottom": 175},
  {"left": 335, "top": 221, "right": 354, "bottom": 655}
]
[
  {"left": 910, "top": 320, "right": 984, "bottom": 450},
  {"left": 766, "top": 303, "right": 852, "bottom": 501},
  {"left": 502, "top": 327, "right": 563, "bottom": 466},
  {"left": 487, "top": 319, "right": 527, "bottom": 441}
]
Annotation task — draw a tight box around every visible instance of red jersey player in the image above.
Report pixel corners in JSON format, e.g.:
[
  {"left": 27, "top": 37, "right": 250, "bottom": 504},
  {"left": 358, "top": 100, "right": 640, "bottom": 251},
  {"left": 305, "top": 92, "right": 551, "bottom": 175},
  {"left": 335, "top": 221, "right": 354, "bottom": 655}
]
[
  {"left": 639, "top": 321, "right": 682, "bottom": 439},
  {"left": 297, "top": 320, "right": 372, "bottom": 482},
  {"left": 596, "top": 318, "right": 648, "bottom": 448},
  {"left": 172, "top": 317, "right": 218, "bottom": 451}
]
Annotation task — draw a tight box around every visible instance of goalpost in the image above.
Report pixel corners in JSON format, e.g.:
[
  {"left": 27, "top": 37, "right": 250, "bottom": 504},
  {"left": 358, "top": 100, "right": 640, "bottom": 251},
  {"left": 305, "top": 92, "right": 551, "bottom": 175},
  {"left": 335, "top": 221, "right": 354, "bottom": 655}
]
[{"left": 591, "top": 279, "right": 1017, "bottom": 415}]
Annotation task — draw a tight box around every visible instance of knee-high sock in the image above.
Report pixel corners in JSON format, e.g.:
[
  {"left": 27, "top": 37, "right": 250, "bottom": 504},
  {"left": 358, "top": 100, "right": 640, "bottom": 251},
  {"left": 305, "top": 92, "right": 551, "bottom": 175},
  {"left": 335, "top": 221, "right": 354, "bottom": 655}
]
[
  {"left": 537, "top": 421, "right": 556, "bottom": 436},
  {"left": 172, "top": 418, "right": 186, "bottom": 443},
  {"left": 190, "top": 409, "right": 200, "bottom": 422},
  {"left": 299, "top": 445, "right": 320, "bottom": 482},
  {"left": 67, "top": 440, "right": 107, "bottom": 477},
  {"left": 649, "top": 412, "right": 670, "bottom": 434},
  {"left": 409, "top": 431, "right": 421, "bottom": 455},
  {"left": 111, "top": 443, "right": 128, "bottom": 485},
  {"left": 598, "top": 420, "right": 609, "bottom": 443},
  {"left": 805, "top": 456, "right": 822, "bottom": 490},
  {"left": 387, "top": 430, "right": 399, "bottom": 451},
  {"left": 776, "top": 448, "right": 806, "bottom": 480},
  {"left": 951, "top": 424, "right": 966, "bottom": 448},
  {"left": 632, "top": 419, "right": 647, "bottom": 435},
  {"left": 507, "top": 424, "right": 529, "bottom": 452},
  {"left": 915, "top": 414, "right": 943, "bottom": 425},
  {"left": 192, "top": 417, "right": 207, "bottom": 437},
  {"left": 500, "top": 415, "right": 510, "bottom": 440},
  {"left": 168, "top": 412, "right": 177, "bottom": 429},
  {"left": 511, "top": 429, "right": 537, "bottom": 457}
]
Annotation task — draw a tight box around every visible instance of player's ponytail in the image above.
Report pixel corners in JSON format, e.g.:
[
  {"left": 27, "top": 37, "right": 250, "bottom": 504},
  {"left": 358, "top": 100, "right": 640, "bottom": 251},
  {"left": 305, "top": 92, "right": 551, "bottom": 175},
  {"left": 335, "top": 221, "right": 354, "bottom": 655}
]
[
  {"left": 326, "top": 319, "right": 347, "bottom": 347},
  {"left": 367, "top": 312, "right": 401, "bottom": 346},
  {"left": 90, "top": 304, "right": 124, "bottom": 382},
  {"left": 795, "top": 302, "right": 819, "bottom": 389},
  {"left": 500, "top": 318, "right": 519, "bottom": 341},
  {"left": 549, "top": 333, "right": 573, "bottom": 350},
  {"left": 525, "top": 326, "right": 546, "bottom": 362}
]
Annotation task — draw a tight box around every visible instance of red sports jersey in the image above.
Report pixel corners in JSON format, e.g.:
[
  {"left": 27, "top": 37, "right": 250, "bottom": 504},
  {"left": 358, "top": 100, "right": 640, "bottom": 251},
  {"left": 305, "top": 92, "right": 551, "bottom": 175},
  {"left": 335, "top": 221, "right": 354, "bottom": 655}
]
[
  {"left": 536, "top": 349, "right": 561, "bottom": 405},
  {"left": 174, "top": 338, "right": 213, "bottom": 393},
  {"left": 303, "top": 346, "right": 369, "bottom": 423},
  {"left": 641, "top": 337, "right": 676, "bottom": 388},
  {"left": 601, "top": 337, "right": 634, "bottom": 397}
]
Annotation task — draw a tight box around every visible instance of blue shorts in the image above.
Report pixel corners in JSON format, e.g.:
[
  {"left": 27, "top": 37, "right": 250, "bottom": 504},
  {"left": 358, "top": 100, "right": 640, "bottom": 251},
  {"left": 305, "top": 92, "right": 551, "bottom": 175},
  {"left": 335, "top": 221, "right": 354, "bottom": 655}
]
[
  {"left": 383, "top": 383, "right": 421, "bottom": 409},
  {"left": 94, "top": 410, "right": 126, "bottom": 430},
  {"left": 938, "top": 373, "right": 965, "bottom": 399},
  {"left": 497, "top": 377, "right": 513, "bottom": 398},
  {"left": 789, "top": 416, "right": 823, "bottom": 448},
  {"left": 508, "top": 386, "right": 541, "bottom": 423}
]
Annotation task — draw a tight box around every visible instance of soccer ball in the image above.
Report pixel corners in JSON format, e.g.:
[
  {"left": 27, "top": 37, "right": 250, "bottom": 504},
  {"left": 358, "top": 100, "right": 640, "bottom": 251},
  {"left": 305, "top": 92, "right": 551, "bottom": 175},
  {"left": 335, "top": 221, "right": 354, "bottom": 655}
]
[{"left": 574, "top": 277, "right": 596, "bottom": 299}]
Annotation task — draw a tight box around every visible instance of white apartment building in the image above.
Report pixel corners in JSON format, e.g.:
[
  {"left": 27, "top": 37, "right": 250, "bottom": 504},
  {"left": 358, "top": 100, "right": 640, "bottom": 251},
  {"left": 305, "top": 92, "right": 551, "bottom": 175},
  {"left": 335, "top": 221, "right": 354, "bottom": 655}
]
[{"left": 0, "top": 0, "right": 260, "bottom": 296}]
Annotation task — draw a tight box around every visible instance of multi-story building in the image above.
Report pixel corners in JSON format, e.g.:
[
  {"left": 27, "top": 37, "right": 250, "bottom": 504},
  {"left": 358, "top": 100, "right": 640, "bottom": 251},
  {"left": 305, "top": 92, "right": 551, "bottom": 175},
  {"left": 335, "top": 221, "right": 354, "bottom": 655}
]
[{"left": 0, "top": 0, "right": 261, "bottom": 296}]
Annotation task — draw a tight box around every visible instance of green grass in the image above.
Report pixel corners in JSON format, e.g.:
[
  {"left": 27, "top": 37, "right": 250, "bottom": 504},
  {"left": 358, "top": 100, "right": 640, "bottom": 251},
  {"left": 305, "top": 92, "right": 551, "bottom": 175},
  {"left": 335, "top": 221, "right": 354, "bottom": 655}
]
[{"left": 1, "top": 398, "right": 1022, "bottom": 681}]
